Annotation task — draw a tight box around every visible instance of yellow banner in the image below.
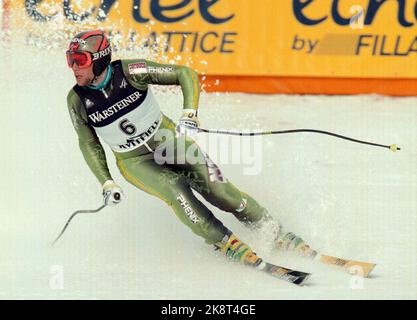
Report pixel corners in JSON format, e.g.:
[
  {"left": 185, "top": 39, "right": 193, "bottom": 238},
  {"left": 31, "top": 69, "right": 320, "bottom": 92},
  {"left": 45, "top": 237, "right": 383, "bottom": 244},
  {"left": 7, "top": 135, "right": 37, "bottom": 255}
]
[{"left": 8, "top": 0, "right": 417, "bottom": 78}]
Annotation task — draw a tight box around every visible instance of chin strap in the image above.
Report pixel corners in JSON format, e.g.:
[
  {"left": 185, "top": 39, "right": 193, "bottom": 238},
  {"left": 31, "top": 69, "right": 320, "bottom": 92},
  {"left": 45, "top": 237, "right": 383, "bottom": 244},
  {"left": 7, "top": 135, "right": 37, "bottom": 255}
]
[{"left": 88, "top": 65, "right": 113, "bottom": 90}]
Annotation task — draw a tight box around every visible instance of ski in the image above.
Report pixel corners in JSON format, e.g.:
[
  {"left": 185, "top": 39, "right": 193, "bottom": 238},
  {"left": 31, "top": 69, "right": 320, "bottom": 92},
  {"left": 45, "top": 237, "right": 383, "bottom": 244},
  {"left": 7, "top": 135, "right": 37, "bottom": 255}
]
[
  {"left": 296, "top": 246, "right": 376, "bottom": 277},
  {"left": 314, "top": 253, "right": 376, "bottom": 278},
  {"left": 275, "top": 234, "right": 376, "bottom": 278},
  {"left": 260, "top": 262, "right": 311, "bottom": 286}
]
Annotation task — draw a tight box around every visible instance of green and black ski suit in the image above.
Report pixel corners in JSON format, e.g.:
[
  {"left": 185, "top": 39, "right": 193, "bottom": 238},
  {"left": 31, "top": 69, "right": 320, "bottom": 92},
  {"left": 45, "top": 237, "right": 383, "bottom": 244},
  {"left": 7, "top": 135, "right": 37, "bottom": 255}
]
[{"left": 67, "top": 59, "right": 270, "bottom": 246}]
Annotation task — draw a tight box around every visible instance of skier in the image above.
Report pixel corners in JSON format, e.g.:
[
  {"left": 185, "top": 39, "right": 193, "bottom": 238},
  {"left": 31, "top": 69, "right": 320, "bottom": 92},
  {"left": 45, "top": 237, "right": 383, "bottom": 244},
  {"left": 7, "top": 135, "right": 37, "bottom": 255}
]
[{"left": 66, "top": 30, "right": 315, "bottom": 277}]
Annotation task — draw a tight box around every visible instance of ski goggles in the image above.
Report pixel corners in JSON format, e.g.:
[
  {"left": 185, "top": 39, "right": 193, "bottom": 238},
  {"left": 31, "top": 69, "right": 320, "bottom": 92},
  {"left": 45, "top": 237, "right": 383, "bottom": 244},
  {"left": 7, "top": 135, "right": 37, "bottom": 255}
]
[{"left": 66, "top": 50, "right": 93, "bottom": 68}]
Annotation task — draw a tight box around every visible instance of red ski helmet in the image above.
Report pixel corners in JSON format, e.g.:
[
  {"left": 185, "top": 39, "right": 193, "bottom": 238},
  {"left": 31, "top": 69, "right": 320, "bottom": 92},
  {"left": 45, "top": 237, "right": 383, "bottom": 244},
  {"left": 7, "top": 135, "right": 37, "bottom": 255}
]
[{"left": 66, "top": 30, "right": 111, "bottom": 76}]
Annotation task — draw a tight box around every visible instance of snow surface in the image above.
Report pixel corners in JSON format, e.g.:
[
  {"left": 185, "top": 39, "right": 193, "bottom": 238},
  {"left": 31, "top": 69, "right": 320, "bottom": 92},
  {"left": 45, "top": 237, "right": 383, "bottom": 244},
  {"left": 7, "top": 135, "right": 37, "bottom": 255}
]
[{"left": 0, "top": 39, "right": 416, "bottom": 300}]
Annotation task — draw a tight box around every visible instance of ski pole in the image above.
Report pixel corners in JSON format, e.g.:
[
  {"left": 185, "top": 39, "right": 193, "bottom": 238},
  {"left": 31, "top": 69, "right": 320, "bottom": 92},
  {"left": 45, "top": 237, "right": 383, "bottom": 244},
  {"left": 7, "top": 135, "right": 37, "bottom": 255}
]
[
  {"left": 198, "top": 128, "right": 400, "bottom": 152},
  {"left": 51, "top": 192, "right": 120, "bottom": 245}
]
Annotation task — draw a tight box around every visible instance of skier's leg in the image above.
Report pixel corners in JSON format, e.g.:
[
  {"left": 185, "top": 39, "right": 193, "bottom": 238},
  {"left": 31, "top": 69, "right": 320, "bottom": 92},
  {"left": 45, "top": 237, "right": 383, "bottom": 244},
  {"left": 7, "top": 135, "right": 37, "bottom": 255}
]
[
  {"left": 152, "top": 117, "right": 308, "bottom": 256},
  {"left": 175, "top": 138, "right": 316, "bottom": 256},
  {"left": 175, "top": 139, "right": 316, "bottom": 255},
  {"left": 175, "top": 137, "right": 276, "bottom": 228},
  {"left": 116, "top": 156, "right": 227, "bottom": 244},
  {"left": 151, "top": 118, "right": 272, "bottom": 227},
  {"left": 116, "top": 154, "right": 265, "bottom": 266}
]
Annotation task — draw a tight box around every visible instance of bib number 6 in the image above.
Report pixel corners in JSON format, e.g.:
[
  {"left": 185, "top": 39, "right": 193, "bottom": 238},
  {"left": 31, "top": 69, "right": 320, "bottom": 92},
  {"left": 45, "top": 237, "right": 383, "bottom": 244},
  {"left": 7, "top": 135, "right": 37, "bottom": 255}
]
[{"left": 119, "top": 119, "right": 137, "bottom": 136}]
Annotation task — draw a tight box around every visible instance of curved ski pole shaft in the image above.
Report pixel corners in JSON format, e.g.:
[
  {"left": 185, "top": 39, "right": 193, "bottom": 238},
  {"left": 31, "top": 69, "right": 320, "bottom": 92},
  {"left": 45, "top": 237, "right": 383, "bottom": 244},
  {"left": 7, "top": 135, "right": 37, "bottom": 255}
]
[
  {"left": 198, "top": 128, "right": 400, "bottom": 152},
  {"left": 52, "top": 203, "right": 107, "bottom": 246}
]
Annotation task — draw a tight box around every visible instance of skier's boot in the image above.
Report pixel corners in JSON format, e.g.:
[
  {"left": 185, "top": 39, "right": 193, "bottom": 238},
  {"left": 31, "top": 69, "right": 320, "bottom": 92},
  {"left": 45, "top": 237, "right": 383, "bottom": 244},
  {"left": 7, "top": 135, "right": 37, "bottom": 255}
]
[
  {"left": 214, "top": 232, "right": 264, "bottom": 269},
  {"left": 275, "top": 232, "right": 318, "bottom": 258}
]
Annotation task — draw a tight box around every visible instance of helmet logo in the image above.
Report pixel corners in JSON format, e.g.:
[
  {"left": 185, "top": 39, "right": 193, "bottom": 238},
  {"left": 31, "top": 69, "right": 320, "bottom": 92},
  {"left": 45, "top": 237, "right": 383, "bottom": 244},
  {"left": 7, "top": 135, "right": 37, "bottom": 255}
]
[
  {"left": 71, "top": 38, "right": 86, "bottom": 45},
  {"left": 92, "top": 46, "right": 111, "bottom": 60},
  {"left": 69, "top": 38, "right": 86, "bottom": 51}
]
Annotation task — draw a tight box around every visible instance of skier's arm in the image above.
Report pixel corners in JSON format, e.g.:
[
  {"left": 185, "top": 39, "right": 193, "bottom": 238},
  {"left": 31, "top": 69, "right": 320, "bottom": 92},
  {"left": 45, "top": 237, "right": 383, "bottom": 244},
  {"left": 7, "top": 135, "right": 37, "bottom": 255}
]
[
  {"left": 67, "top": 90, "right": 113, "bottom": 185},
  {"left": 121, "top": 59, "right": 200, "bottom": 112}
]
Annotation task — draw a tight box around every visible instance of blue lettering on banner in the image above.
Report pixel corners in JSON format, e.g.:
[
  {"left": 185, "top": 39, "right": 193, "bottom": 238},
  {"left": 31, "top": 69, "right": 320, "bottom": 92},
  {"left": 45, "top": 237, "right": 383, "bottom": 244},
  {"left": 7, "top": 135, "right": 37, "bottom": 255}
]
[
  {"left": 291, "top": 1, "right": 417, "bottom": 58},
  {"left": 200, "top": 32, "right": 218, "bottom": 53},
  {"left": 291, "top": 33, "right": 417, "bottom": 57},
  {"left": 220, "top": 32, "right": 237, "bottom": 53},
  {"left": 25, "top": 0, "right": 114, "bottom": 22},
  {"left": 137, "top": 30, "right": 238, "bottom": 54},
  {"left": 292, "top": 0, "right": 417, "bottom": 27},
  {"left": 150, "top": 0, "right": 194, "bottom": 23},
  {"left": 24, "top": 0, "right": 237, "bottom": 54},
  {"left": 293, "top": 0, "right": 327, "bottom": 26},
  {"left": 199, "top": 0, "right": 235, "bottom": 24},
  {"left": 356, "top": 34, "right": 417, "bottom": 56},
  {"left": 25, "top": 0, "right": 234, "bottom": 24}
]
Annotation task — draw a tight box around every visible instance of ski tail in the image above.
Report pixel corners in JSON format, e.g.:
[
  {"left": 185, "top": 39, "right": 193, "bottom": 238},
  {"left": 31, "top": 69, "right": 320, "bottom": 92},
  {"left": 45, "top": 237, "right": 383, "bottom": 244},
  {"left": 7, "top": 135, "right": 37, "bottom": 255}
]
[
  {"left": 273, "top": 232, "right": 376, "bottom": 278},
  {"left": 316, "top": 254, "right": 376, "bottom": 278},
  {"left": 261, "top": 262, "right": 311, "bottom": 286}
]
